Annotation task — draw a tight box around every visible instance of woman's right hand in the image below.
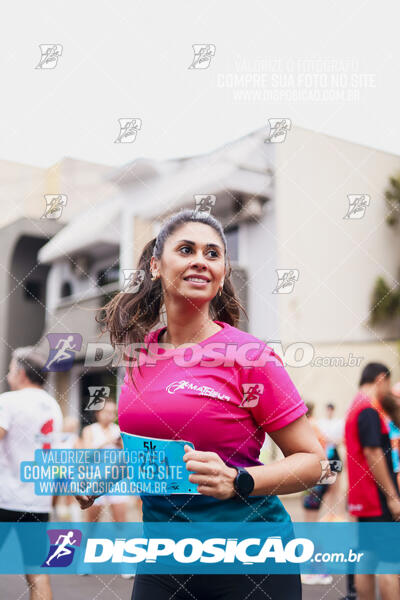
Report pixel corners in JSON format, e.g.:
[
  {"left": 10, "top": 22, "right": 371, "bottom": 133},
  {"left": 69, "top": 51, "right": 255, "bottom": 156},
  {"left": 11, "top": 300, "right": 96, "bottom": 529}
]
[{"left": 75, "top": 494, "right": 98, "bottom": 509}]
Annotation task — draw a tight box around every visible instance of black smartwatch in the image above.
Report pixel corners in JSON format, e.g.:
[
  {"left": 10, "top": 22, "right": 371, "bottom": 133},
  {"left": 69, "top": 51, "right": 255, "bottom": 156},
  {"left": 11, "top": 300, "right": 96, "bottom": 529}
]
[{"left": 232, "top": 466, "right": 254, "bottom": 500}]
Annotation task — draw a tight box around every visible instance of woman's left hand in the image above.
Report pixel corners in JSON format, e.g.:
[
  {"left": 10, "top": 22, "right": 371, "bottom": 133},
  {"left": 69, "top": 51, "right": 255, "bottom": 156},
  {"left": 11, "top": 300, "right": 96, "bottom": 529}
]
[{"left": 183, "top": 445, "right": 237, "bottom": 500}]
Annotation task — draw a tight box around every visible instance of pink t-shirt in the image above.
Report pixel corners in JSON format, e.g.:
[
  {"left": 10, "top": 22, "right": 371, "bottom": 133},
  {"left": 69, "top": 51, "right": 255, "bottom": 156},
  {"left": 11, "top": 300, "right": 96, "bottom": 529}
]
[{"left": 118, "top": 321, "right": 307, "bottom": 468}]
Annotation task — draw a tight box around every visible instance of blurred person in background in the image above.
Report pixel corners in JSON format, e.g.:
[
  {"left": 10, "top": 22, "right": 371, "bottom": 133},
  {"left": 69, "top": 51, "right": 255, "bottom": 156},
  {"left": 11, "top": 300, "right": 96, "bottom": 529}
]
[
  {"left": 345, "top": 362, "right": 400, "bottom": 600},
  {"left": 81, "top": 398, "right": 137, "bottom": 579},
  {"left": 301, "top": 402, "right": 333, "bottom": 586},
  {"left": 81, "top": 398, "right": 129, "bottom": 523},
  {"left": 386, "top": 382, "right": 400, "bottom": 488},
  {"left": 52, "top": 415, "right": 82, "bottom": 522},
  {"left": 0, "top": 347, "right": 62, "bottom": 600},
  {"left": 317, "top": 402, "right": 345, "bottom": 517},
  {"left": 302, "top": 402, "right": 328, "bottom": 522}
]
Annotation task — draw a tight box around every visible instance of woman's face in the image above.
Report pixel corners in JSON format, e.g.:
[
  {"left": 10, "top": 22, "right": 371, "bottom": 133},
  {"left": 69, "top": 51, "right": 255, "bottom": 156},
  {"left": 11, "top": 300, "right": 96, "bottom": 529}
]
[{"left": 152, "top": 222, "right": 226, "bottom": 306}]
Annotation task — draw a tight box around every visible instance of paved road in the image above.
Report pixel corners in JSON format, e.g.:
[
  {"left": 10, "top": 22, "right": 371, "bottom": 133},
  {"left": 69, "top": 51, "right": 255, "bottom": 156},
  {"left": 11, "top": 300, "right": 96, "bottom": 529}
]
[{"left": 1, "top": 573, "right": 348, "bottom": 599}]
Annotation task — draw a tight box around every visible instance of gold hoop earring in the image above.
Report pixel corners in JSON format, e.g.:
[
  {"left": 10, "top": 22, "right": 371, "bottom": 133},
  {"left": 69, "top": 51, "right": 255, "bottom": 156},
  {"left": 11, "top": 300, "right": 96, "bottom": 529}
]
[
  {"left": 218, "top": 287, "right": 223, "bottom": 296},
  {"left": 151, "top": 273, "right": 159, "bottom": 281}
]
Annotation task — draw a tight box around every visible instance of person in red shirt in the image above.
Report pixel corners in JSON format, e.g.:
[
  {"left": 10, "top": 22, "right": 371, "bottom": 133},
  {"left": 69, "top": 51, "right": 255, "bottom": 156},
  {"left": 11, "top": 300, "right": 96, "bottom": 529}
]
[{"left": 345, "top": 362, "right": 400, "bottom": 600}]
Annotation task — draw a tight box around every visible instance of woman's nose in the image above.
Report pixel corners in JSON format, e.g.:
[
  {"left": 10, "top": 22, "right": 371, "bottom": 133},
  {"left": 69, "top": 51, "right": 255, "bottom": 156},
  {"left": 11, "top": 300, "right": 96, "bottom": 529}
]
[{"left": 189, "top": 254, "right": 207, "bottom": 269}]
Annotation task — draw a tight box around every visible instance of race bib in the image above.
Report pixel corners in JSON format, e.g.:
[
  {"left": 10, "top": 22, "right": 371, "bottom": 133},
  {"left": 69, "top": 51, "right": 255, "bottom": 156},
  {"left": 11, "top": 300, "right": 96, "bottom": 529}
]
[{"left": 120, "top": 432, "right": 199, "bottom": 494}]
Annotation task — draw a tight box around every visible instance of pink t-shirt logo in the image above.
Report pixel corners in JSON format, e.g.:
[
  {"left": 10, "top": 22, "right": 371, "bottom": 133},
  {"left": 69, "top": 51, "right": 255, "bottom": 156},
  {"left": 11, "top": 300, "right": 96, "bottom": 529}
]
[
  {"left": 166, "top": 380, "right": 230, "bottom": 402},
  {"left": 166, "top": 380, "right": 188, "bottom": 394}
]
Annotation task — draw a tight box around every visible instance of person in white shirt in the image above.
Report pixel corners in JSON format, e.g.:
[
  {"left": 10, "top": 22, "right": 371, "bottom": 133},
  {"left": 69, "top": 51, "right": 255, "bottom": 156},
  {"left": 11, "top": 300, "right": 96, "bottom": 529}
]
[
  {"left": 52, "top": 415, "right": 82, "bottom": 522},
  {"left": 0, "top": 346, "right": 62, "bottom": 600},
  {"left": 317, "top": 402, "right": 345, "bottom": 518},
  {"left": 318, "top": 402, "right": 344, "bottom": 449}
]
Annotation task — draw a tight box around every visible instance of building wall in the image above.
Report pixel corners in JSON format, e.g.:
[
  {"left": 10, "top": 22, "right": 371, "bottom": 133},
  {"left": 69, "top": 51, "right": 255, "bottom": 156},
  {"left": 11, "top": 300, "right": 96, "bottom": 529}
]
[
  {"left": 240, "top": 201, "right": 279, "bottom": 340},
  {"left": 0, "top": 218, "right": 62, "bottom": 392},
  {"left": 55, "top": 158, "right": 118, "bottom": 222},
  {"left": 7, "top": 236, "right": 51, "bottom": 351},
  {"left": 0, "top": 161, "right": 46, "bottom": 229},
  {"left": 275, "top": 126, "right": 400, "bottom": 345},
  {"left": 0, "top": 157, "right": 118, "bottom": 230},
  {"left": 286, "top": 339, "right": 400, "bottom": 419},
  {"left": 133, "top": 216, "right": 155, "bottom": 265}
]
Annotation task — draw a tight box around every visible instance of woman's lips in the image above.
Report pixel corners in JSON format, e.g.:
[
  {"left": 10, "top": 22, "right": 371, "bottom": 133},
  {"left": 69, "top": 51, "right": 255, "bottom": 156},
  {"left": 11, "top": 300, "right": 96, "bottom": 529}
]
[{"left": 184, "top": 276, "right": 210, "bottom": 286}]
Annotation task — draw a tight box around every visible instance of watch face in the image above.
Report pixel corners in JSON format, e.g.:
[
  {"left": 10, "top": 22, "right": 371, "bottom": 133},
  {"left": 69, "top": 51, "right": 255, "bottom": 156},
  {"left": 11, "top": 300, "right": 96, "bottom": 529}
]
[{"left": 236, "top": 469, "right": 254, "bottom": 496}]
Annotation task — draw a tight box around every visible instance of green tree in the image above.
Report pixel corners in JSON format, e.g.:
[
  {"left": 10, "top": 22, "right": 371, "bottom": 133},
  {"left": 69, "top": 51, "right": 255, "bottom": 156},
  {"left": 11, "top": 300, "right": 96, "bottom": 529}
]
[{"left": 385, "top": 173, "right": 400, "bottom": 226}]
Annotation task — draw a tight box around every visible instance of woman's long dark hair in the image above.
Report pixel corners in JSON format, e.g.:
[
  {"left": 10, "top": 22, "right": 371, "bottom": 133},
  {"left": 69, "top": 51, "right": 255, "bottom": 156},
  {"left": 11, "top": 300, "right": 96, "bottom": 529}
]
[{"left": 96, "top": 209, "right": 245, "bottom": 383}]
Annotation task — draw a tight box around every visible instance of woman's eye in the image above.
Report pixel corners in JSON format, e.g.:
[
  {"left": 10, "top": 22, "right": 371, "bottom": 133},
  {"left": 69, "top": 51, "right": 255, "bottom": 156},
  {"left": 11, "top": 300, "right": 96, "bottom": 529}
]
[
  {"left": 179, "top": 246, "right": 192, "bottom": 254},
  {"left": 207, "top": 249, "right": 219, "bottom": 258},
  {"left": 179, "top": 246, "right": 218, "bottom": 258}
]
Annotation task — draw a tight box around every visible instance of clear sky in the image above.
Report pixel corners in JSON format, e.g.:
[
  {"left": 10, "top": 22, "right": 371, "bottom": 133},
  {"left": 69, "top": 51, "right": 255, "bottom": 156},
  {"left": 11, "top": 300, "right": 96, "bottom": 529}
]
[{"left": 1, "top": 0, "right": 399, "bottom": 167}]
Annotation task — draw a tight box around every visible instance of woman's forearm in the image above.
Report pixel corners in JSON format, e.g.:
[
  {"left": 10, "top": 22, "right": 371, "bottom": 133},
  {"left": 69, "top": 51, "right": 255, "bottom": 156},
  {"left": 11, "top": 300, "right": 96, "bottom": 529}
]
[{"left": 247, "top": 452, "right": 324, "bottom": 496}]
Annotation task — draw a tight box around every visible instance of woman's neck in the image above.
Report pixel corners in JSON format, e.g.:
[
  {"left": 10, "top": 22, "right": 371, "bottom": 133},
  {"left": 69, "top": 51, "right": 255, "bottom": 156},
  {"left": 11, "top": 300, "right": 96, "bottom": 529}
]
[{"left": 159, "top": 320, "right": 221, "bottom": 347}]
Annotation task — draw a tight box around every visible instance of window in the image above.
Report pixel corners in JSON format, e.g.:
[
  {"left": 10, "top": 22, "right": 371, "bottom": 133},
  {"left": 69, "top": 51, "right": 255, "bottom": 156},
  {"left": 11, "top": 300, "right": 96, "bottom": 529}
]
[
  {"left": 96, "top": 264, "right": 119, "bottom": 287},
  {"left": 24, "top": 280, "right": 42, "bottom": 302},
  {"left": 60, "top": 281, "right": 73, "bottom": 298}
]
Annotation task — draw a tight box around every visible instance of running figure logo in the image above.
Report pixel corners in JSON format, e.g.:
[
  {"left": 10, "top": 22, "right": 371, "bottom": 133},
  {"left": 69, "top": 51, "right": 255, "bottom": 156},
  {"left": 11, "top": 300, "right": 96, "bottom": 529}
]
[
  {"left": 121, "top": 269, "right": 145, "bottom": 293},
  {"left": 85, "top": 386, "right": 110, "bottom": 411},
  {"left": 166, "top": 380, "right": 189, "bottom": 394},
  {"left": 343, "top": 194, "right": 370, "bottom": 219},
  {"left": 239, "top": 384, "right": 264, "bottom": 408},
  {"left": 272, "top": 269, "right": 299, "bottom": 294},
  {"left": 42, "top": 529, "right": 82, "bottom": 567},
  {"left": 114, "top": 118, "right": 142, "bottom": 143},
  {"left": 44, "top": 333, "right": 82, "bottom": 372},
  {"left": 194, "top": 194, "right": 216, "bottom": 215},
  {"left": 264, "top": 118, "right": 291, "bottom": 143},
  {"left": 188, "top": 44, "right": 216, "bottom": 69},
  {"left": 35, "top": 44, "right": 63, "bottom": 69},
  {"left": 41, "top": 194, "right": 67, "bottom": 220}
]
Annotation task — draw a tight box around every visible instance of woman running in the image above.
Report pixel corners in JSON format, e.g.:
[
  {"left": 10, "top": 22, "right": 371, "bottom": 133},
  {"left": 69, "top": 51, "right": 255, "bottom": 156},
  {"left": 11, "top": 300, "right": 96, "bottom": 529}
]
[{"left": 77, "top": 209, "right": 325, "bottom": 599}]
